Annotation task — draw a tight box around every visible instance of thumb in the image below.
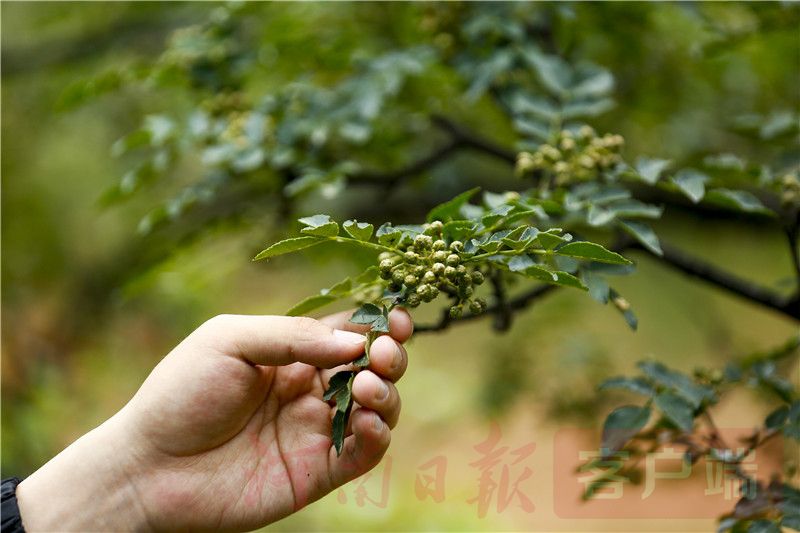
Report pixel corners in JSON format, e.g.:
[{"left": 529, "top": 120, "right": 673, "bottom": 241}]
[{"left": 195, "top": 314, "right": 366, "bottom": 367}]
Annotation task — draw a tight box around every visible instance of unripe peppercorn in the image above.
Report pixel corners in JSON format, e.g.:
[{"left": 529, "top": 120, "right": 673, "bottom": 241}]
[
  {"left": 432, "top": 262, "right": 446, "bottom": 276},
  {"left": 471, "top": 271, "right": 485, "bottom": 285},
  {"left": 449, "top": 305, "right": 462, "bottom": 318},
  {"left": 427, "top": 220, "right": 444, "bottom": 234},
  {"left": 406, "top": 293, "right": 421, "bottom": 307},
  {"left": 446, "top": 254, "right": 460, "bottom": 266},
  {"left": 455, "top": 264, "right": 467, "bottom": 277},
  {"left": 433, "top": 239, "right": 447, "bottom": 251},
  {"left": 414, "top": 234, "right": 433, "bottom": 249},
  {"left": 378, "top": 252, "right": 393, "bottom": 262},
  {"left": 475, "top": 298, "right": 487, "bottom": 311},
  {"left": 379, "top": 269, "right": 393, "bottom": 280},
  {"left": 392, "top": 270, "right": 406, "bottom": 284},
  {"left": 380, "top": 259, "right": 395, "bottom": 271},
  {"left": 469, "top": 299, "right": 482, "bottom": 314},
  {"left": 423, "top": 271, "right": 437, "bottom": 284},
  {"left": 433, "top": 250, "right": 448, "bottom": 262},
  {"left": 461, "top": 285, "right": 474, "bottom": 298},
  {"left": 404, "top": 251, "right": 418, "bottom": 263},
  {"left": 449, "top": 241, "right": 463, "bottom": 252},
  {"left": 416, "top": 284, "right": 430, "bottom": 295},
  {"left": 413, "top": 265, "right": 426, "bottom": 276},
  {"left": 444, "top": 266, "right": 457, "bottom": 279},
  {"left": 404, "top": 274, "right": 419, "bottom": 287}
]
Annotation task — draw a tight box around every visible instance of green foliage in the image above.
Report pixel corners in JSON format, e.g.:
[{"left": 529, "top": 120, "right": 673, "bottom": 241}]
[{"left": 46, "top": 0, "right": 800, "bottom": 522}]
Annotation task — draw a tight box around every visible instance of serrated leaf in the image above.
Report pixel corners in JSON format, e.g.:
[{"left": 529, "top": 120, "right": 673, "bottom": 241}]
[
  {"left": 705, "top": 189, "right": 771, "bottom": 214},
  {"left": 654, "top": 391, "right": 695, "bottom": 432},
  {"left": 507, "top": 254, "right": 537, "bottom": 272},
  {"left": 350, "top": 303, "right": 384, "bottom": 324},
  {"left": 376, "top": 224, "right": 403, "bottom": 246},
  {"left": 286, "top": 294, "right": 338, "bottom": 316},
  {"left": 599, "top": 377, "right": 656, "bottom": 396},
  {"left": 583, "top": 271, "right": 610, "bottom": 303},
  {"left": 355, "top": 266, "right": 380, "bottom": 285},
  {"left": 638, "top": 361, "right": 716, "bottom": 408},
  {"left": 635, "top": 157, "right": 671, "bottom": 185},
  {"left": 552, "top": 271, "right": 588, "bottom": 290},
  {"left": 299, "top": 214, "right": 339, "bottom": 237},
  {"left": 427, "top": 187, "right": 481, "bottom": 222},
  {"left": 537, "top": 230, "right": 569, "bottom": 250},
  {"left": 747, "top": 520, "right": 781, "bottom": 533},
  {"left": 765, "top": 405, "right": 789, "bottom": 430},
  {"left": 343, "top": 220, "right": 374, "bottom": 241},
  {"left": 672, "top": 169, "right": 709, "bottom": 203},
  {"left": 618, "top": 220, "right": 663, "bottom": 256},
  {"left": 557, "top": 241, "right": 632, "bottom": 265},
  {"left": 323, "top": 370, "right": 355, "bottom": 401},
  {"left": 607, "top": 200, "right": 663, "bottom": 219},
  {"left": 601, "top": 405, "right": 650, "bottom": 455},
  {"left": 254, "top": 236, "right": 323, "bottom": 261},
  {"left": 587, "top": 205, "right": 616, "bottom": 226}
]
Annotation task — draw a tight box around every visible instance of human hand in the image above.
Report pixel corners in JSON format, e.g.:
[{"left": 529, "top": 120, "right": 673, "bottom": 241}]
[{"left": 17, "top": 309, "right": 412, "bottom": 532}]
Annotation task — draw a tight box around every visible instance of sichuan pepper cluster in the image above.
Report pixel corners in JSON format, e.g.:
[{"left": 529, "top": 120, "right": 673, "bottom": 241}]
[
  {"left": 377, "top": 221, "right": 487, "bottom": 318},
  {"left": 515, "top": 126, "right": 624, "bottom": 185}
]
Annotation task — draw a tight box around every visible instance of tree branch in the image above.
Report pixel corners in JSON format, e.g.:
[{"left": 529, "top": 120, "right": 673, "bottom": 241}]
[{"left": 415, "top": 237, "right": 799, "bottom": 333}]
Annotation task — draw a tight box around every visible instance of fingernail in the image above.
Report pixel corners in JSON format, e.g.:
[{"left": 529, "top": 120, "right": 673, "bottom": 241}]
[
  {"left": 376, "top": 379, "right": 390, "bottom": 401},
  {"left": 333, "top": 329, "right": 366, "bottom": 345},
  {"left": 374, "top": 414, "right": 384, "bottom": 431}
]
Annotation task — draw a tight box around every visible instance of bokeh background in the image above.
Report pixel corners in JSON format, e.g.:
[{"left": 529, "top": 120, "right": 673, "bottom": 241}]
[{"left": 2, "top": 2, "right": 798, "bottom": 531}]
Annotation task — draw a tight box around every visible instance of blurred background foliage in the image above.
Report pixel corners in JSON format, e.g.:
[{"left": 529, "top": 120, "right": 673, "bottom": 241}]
[{"left": 2, "top": 2, "right": 799, "bottom": 531}]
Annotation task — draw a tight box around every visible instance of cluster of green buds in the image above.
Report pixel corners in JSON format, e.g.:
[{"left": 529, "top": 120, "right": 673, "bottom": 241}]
[
  {"left": 377, "top": 221, "right": 487, "bottom": 317},
  {"left": 780, "top": 172, "right": 800, "bottom": 208},
  {"left": 516, "top": 126, "right": 624, "bottom": 185}
]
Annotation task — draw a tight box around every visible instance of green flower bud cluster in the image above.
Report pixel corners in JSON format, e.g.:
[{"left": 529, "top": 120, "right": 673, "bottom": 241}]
[
  {"left": 515, "top": 127, "right": 624, "bottom": 185},
  {"left": 780, "top": 173, "right": 800, "bottom": 208},
  {"left": 377, "top": 220, "right": 487, "bottom": 314}
]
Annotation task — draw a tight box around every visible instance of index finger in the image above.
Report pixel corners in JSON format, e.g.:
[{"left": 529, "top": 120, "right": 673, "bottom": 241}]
[{"left": 319, "top": 307, "right": 413, "bottom": 343}]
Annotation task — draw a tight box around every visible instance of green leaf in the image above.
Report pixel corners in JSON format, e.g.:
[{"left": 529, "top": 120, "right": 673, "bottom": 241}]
[
  {"left": 672, "top": 169, "right": 709, "bottom": 203},
  {"left": 426, "top": 187, "right": 481, "bottom": 222},
  {"left": 537, "top": 230, "right": 569, "bottom": 250},
  {"left": 601, "top": 405, "right": 650, "bottom": 455},
  {"left": 635, "top": 157, "right": 671, "bottom": 185},
  {"left": 551, "top": 271, "right": 588, "bottom": 290},
  {"left": 325, "top": 370, "right": 356, "bottom": 456},
  {"left": 618, "top": 220, "right": 663, "bottom": 256},
  {"left": 323, "top": 370, "right": 355, "bottom": 401},
  {"left": 654, "top": 391, "right": 695, "bottom": 432},
  {"left": 299, "top": 214, "right": 339, "bottom": 237},
  {"left": 637, "top": 361, "right": 715, "bottom": 408},
  {"left": 705, "top": 189, "right": 771, "bottom": 214},
  {"left": 765, "top": 405, "right": 789, "bottom": 430},
  {"left": 253, "top": 236, "right": 323, "bottom": 261},
  {"left": 350, "top": 303, "right": 390, "bottom": 333},
  {"left": 376, "top": 224, "right": 403, "bottom": 246},
  {"left": 343, "top": 220, "right": 374, "bottom": 241},
  {"left": 557, "top": 242, "right": 632, "bottom": 265},
  {"left": 355, "top": 266, "right": 380, "bottom": 285},
  {"left": 747, "top": 520, "right": 780, "bottom": 533},
  {"left": 781, "top": 516, "right": 800, "bottom": 531},
  {"left": 599, "top": 377, "right": 656, "bottom": 397},
  {"left": 351, "top": 303, "right": 383, "bottom": 323},
  {"left": 583, "top": 271, "right": 610, "bottom": 303},
  {"left": 286, "top": 294, "right": 338, "bottom": 316},
  {"left": 521, "top": 46, "right": 571, "bottom": 96}
]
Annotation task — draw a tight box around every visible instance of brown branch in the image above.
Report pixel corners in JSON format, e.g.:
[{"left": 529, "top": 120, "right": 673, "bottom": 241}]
[{"left": 415, "top": 237, "right": 799, "bottom": 333}]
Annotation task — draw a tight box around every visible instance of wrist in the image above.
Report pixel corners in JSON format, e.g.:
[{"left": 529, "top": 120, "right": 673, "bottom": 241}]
[{"left": 17, "top": 412, "right": 151, "bottom": 532}]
